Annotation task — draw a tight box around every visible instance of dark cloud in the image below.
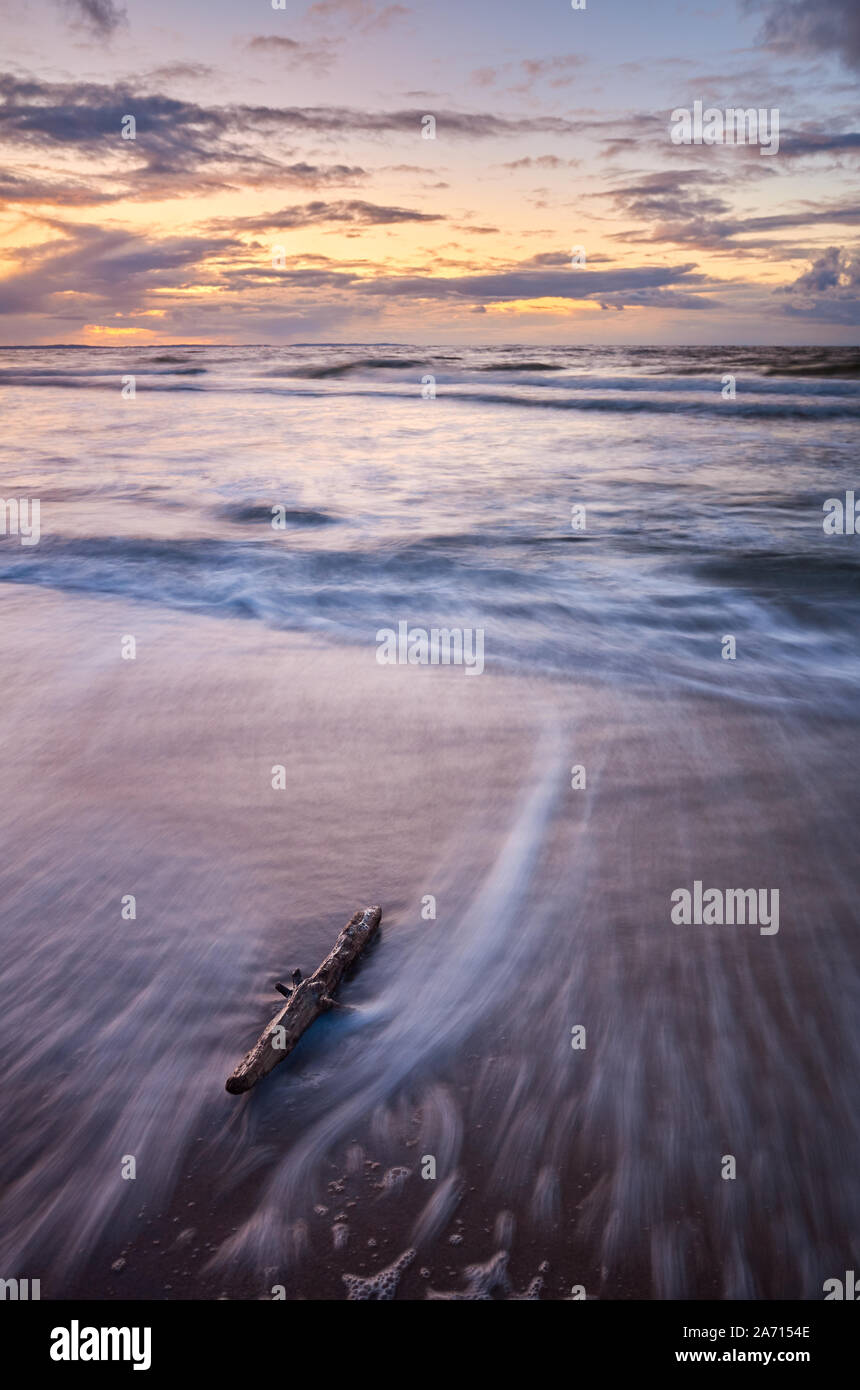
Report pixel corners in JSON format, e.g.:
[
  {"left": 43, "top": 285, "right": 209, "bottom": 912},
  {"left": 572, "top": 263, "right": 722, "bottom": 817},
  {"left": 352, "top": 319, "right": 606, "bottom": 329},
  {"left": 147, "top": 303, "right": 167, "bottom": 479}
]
[
  {"left": 240, "top": 106, "right": 582, "bottom": 138},
  {"left": 523, "top": 250, "right": 613, "bottom": 267},
  {"left": 785, "top": 245, "right": 860, "bottom": 293},
  {"left": 744, "top": 0, "right": 860, "bottom": 72},
  {"left": 742, "top": 205, "right": 860, "bottom": 232},
  {"left": 600, "top": 169, "right": 860, "bottom": 251},
  {"left": 593, "top": 288, "right": 722, "bottom": 312},
  {"left": 595, "top": 111, "right": 860, "bottom": 170},
  {"left": 218, "top": 264, "right": 357, "bottom": 293},
  {"left": 261, "top": 163, "right": 368, "bottom": 187},
  {"left": 143, "top": 64, "right": 215, "bottom": 85},
  {"left": 499, "top": 155, "right": 578, "bottom": 171},
  {"left": 0, "top": 72, "right": 586, "bottom": 207},
  {"left": 0, "top": 163, "right": 368, "bottom": 208},
  {"left": 599, "top": 170, "right": 738, "bottom": 248},
  {"left": 247, "top": 36, "right": 302, "bottom": 53},
  {"left": 0, "top": 216, "right": 715, "bottom": 326},
  {"left": 224, "top": 199, "right": 444, "bottom": 229},
  {"left": 0, "top": 222, "right": 242, "bottom": 316},
  {"left": 354, "top": 263, "right": 709, "bottom": 307},
  {"left": 0, "top": 74, "right": 382, "bottom": 204},
  {"left": 779, "top": 245, "right": 860, "bottom": 323},
  {"left": 0, "top": 169, "right": 120, "bottom": 206},
  {"left": 778, "top": 131, "right": 860, "bottom": 158},
  {"left": 55, "top": 0, "right": 126, "bottom": 37}
]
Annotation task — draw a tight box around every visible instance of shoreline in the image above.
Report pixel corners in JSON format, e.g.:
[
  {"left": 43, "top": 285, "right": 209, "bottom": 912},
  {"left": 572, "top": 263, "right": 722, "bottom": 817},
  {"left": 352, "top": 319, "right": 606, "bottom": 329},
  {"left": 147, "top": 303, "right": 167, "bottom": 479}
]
[{"left": 1, "top": 585, "right": 858, "bottom": 1300}]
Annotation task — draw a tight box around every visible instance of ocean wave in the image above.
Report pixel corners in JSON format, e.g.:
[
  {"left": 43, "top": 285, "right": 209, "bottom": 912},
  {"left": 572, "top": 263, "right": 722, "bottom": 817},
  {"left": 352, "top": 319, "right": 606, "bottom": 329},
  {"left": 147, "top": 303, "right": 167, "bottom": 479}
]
[
  {"left": 0, "top": 367, "right": 207, "bottom": 387},
  {"left": 296, "top": 388, "right": 860, "bottom": 419},
  {"left": 269, "top": 356, "right": 428, "bottom": 378},
  {"left": 1, "top": 532, "right": 856, "bottom": 703},
  {"left": 10, "top": 378, "right": 846, "bottom": 419},
  {"left": 12, "top": 383, "right": 857, "bottom": 421},
  {"left": 476, "top": 361, "right": 566, "bottom": 372},
  {"left": 216, "top": 502, "right": 337, "bottom": 527}
]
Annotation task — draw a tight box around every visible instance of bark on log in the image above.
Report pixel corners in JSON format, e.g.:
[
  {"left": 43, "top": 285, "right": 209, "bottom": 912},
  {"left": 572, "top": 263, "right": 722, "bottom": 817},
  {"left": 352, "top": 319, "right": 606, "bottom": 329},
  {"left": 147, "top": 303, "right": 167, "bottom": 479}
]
[{"left": 225, "top": 905, "right": 381, "bottom": 1095}]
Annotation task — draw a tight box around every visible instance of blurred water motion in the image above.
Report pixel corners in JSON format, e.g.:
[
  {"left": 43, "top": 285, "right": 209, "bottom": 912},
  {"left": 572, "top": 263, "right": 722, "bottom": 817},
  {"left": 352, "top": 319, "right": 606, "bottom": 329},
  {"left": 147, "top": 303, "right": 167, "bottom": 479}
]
[{"left": 0, "top": 344, "right": 858, "bottom": 1298}]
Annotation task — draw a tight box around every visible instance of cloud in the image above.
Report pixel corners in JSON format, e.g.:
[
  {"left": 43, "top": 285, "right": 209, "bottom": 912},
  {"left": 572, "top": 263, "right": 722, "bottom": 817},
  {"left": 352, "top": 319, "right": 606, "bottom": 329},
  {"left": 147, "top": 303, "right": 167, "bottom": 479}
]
[
  {"left": 0, "top": 68, "right": 592, "bottom": 218},
  {"left": 518, "top": 55, "right": 586, "bottom": 89},
  {"left": 245, "top": 34, "right": 340, "bottom": 75},
  {"left": 242, "top": 106, "right": 583, "bottom": 139},
  {"left": 55, "top": 0, "right": 126, "bottom": 37},
  {"left": 0, "top": 70, "right": 593, "bottom": 207},
  {"left": 779, "top": 244, "right": 860, "bottom": 322},
  {"left": 354, "top": 262, "right": 709, "bottom": 308},
  {"left": 599, "top": 169, "right": 738, "bottom": 248},
  {"left": 243, "top": 163, "right": 368, "bottom": 189},
  {"left": 785, "top": 245, "right": 860, "bottom": 292},
  {"left": 0, "top": 71, "right": 586, "bottom": 155},
  {"left": 305, "top": 0, "right": 410, "bottom": 34},
  {"left": 143, "top": 64, "right": 215, "bottom": 85},
  {"left": 742, "top": 204, "right": 860, "bottom": 232},
  {"left": 225, "top": 199, "right": 445, "bottom": 229},
  {"left": 0, "top": 169, "right": 121, "bottom": 206},
  {"left": 778, "top": 131, "right": 860, "bottom": 159},
  {"left": 468, "top": 54, "right": 587, "bottom": 95},
  {"left": 0, "top": 222, "right": 242, "bottom": 316},
  {"left": 0, "top": 216, "right": 715, "bottom": 330},
  {"left": 0, "top": 162, "right": 369, "bottom": 209},
  {"left": 247, "top": 36, "right": 302, "bottom": 53},
  {"left": 499, "top": 155, "right": 579, "bottom": 171},
  {"left": 599, "top": 168, "right": 860, "bottom": 252},
  {"left": 744, "top": 0, "right": 860, "bottom": 72},
  {"left": 0, "top": 74, "right": 385, "bottom": 204}
]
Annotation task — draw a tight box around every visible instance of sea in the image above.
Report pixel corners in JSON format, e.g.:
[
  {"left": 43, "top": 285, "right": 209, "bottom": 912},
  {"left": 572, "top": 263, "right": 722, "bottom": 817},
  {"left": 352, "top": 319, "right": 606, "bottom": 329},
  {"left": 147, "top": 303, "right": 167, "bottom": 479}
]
[{"left": 0, "top": 343, "right": 858, "bottom": 1299}]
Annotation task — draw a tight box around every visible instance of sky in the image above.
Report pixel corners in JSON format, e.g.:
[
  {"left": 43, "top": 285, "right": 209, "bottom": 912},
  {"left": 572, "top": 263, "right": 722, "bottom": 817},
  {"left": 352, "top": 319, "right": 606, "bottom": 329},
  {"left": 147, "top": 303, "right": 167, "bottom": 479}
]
[{"left": 0, "top": 0, "right": 857, "bottom": 344}]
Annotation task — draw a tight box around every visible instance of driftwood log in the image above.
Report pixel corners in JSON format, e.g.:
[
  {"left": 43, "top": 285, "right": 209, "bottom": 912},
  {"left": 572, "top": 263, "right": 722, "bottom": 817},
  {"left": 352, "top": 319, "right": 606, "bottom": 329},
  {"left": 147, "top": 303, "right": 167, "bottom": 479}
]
[{"left": 225, "top": 905, "right": 381, "bottom": 1095}]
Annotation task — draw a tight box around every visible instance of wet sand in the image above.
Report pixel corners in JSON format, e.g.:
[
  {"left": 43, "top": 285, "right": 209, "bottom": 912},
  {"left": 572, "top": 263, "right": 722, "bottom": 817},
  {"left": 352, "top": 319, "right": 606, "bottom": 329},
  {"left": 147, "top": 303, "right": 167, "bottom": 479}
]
[{"left": 1, "top": 586, "right": 858, "bottom": 1300}]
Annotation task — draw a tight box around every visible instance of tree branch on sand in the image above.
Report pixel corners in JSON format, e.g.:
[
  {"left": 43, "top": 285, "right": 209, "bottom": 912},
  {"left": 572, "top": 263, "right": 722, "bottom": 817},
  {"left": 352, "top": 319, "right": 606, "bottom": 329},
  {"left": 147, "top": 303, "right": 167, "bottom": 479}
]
[{"left": 225, "top": 905, "right": 381, "bottom": 1095}]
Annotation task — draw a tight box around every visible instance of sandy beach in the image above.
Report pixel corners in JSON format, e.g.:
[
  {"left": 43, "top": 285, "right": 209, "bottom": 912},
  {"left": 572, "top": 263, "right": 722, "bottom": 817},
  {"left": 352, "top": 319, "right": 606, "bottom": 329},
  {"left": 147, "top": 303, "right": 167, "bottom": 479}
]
[{"left": 2, "top": 579, "right": 858, "bottom": 1299}]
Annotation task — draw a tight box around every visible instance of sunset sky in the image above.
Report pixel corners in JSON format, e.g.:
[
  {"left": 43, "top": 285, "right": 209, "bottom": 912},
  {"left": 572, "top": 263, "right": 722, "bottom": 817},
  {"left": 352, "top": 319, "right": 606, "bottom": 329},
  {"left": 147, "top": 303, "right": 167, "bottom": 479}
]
[{"left": 0, "top": 0, "right": 857, "bottom": 344}]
